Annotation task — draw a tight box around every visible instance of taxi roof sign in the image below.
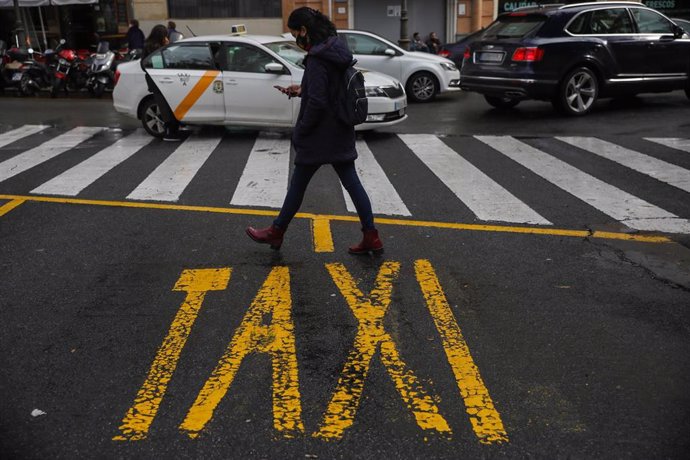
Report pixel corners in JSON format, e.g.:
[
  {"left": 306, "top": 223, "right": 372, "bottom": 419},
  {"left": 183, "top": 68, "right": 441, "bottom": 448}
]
[{"left": 230, "top": 24, "right": 247, "bottom": 35}]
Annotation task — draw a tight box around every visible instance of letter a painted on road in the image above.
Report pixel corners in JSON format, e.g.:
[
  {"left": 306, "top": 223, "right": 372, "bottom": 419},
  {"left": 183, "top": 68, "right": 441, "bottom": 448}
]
[{"left": 180, "top": 266, "right": 304, "bottom": 439}]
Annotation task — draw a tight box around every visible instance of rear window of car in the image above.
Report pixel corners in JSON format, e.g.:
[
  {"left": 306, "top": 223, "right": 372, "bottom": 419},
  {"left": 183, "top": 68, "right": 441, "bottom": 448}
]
[{"left": 483, "top": 15, "right": 547, "bottom": 39}]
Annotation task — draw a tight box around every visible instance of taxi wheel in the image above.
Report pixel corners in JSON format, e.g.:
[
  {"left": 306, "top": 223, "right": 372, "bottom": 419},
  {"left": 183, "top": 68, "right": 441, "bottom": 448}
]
[
  {"left": 406, "top": 72, "right": 438, "bottom": 103},
  {"left": 141, "top": 98, "right": 166, "bottom": 138}
]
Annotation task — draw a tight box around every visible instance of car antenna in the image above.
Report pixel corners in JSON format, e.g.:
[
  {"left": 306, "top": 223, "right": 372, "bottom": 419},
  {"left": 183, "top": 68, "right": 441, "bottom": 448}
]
[{"left": 186, "top": 25, "right": 197, "bottom": 37}]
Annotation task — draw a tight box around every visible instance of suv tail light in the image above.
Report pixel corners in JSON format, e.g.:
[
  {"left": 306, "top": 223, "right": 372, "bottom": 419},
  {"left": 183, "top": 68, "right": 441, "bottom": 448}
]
[
  {"left": 463, "top": 46, "right": 471, "bottom": 60},
  {"left": 114, "top": 69, "right": 121, "bottom": 86},
  {"left": 512, "top": 47, "right": 544, "bottom": 62}
]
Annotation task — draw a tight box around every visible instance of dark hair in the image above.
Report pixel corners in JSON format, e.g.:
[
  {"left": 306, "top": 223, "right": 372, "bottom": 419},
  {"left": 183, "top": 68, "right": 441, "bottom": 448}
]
[
  {"left": 144, "top": 24, "right": 168, "bottom": 55},
  {"left": 287, "top": 7, "right": 336, "bottom": 45},
  {"left": 130, "top": 19, "right": 139, "bottom": 28},
  {"left": 168, "top": 21, "right": 176, "bottom": 29}
]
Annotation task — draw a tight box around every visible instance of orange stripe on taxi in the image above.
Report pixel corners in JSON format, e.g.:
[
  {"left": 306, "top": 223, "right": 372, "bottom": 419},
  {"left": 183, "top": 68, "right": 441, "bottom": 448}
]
[{"left": 174, "top": 71, "right": 220, "bottom": 121}]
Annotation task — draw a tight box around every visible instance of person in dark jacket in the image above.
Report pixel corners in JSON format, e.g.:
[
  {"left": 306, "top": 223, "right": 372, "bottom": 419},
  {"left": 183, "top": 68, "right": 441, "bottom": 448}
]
[
  {"left": 126, "top": 19, "right": 145, "bottom": 50},
  {"left": 246, "top": 7, "right": 383, "bottom": 255},
  {"left": 141, "top": 24, "right": 181, "bottom": 141}
]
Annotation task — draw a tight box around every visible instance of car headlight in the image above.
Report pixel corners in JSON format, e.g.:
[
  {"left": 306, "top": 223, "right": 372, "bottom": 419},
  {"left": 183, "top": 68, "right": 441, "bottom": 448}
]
[
  {"left": 365, "top": 87, "right": 387, "bottom": 97},
  {"left": 440, "top": 62, "right": 457, "bottom": 71}
]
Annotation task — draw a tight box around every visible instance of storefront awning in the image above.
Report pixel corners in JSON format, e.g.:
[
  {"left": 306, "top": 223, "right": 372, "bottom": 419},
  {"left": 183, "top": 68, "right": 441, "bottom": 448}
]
[{"left": 0, "top": 0, "right": 97, "bottom": 6}]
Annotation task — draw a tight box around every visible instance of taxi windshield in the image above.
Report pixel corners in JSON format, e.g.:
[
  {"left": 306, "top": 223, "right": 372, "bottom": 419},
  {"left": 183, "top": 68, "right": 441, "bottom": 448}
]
[{"left": 264, "top": 41, "right": 306, "bottom": 68}]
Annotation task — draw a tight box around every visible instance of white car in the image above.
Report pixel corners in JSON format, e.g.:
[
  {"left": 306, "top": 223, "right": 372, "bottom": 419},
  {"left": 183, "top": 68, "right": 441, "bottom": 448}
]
[
  {"left": 112, "top": 34, "right": 408, "bottom": 138},
  {"left": 338, "top": 30, "right": 461, "bottom": 102}
]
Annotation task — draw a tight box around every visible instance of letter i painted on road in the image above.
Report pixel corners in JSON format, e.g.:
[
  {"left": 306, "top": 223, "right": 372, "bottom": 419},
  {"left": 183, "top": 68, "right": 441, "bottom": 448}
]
[
  {"left": 315, "top": 261, "right": 452, "bottom": 440},
  {"left": 415, "top": 259, "right": 508, "bottom": 444},
  {"left": 179, "top": 266, "right": 304, "bottom": 439},
  {"left": 113, "top": 268, "right": 232, "bottom": 441}
]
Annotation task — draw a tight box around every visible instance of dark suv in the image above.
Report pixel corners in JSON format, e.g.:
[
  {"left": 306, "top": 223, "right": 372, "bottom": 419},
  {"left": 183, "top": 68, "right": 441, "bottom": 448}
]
[{"left": 459, "top": 2, "right": 690, "bottom": 115}]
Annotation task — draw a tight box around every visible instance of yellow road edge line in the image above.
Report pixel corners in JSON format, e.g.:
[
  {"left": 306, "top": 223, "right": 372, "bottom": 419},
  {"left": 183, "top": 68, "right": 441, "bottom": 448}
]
[
  {"left": 0, "top": 198, "right": 26, "bottom": 217},
  {"left": 312, "top": 217, "right": 335, "bottom": 253},
  {"left": 173, "top": 70, "right": 221, "bottom": 121},
  {"left": 113, "top": 268, "right": 231, "bottom": 441},
  {"left": 415, "top": 259, "right": 509, "bottom": 445},
  {"left": 0, "top": 194, "right": 672, "bottom": 244}
]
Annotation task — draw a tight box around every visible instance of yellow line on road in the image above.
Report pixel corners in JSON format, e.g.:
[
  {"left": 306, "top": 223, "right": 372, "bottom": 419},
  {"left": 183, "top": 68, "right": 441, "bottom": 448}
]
[
  {"left": 113, "top": 268, "right": 231, "bottom": 441},
  {"left": 415, "top": 260, "right": 508, "bottom": 444},
  {"left": 312, "top": 217, "right": 334, "bottom": 252},
  {"left": 0, "top": 194, "right": 672, "bottom": 244},
  {"left": 0, "top": 199, "right": 25, "bottom": 217}
]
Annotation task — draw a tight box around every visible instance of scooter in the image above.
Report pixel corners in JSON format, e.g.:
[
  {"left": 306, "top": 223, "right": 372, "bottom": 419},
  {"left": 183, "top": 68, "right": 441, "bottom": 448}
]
[
  {"left": 16, "top": 47, "right": 56, "bottom": 96},
  {"left": 85, "top": 41, "right": 121, "bottom": 97}
]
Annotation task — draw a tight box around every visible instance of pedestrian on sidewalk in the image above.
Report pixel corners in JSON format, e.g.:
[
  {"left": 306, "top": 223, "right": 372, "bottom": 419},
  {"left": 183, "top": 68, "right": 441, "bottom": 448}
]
[
  {"left": 246, "top": 7, "right": 383, "bottom": 255},
  {"left": 126, "top": 19, "right": 145, "bottom": 51}
]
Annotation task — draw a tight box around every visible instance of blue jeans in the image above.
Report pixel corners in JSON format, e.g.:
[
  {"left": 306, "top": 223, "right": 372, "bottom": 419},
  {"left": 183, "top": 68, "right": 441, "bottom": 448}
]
[{"left": 274, "top": 161, "right": 375, "bottom": 230}]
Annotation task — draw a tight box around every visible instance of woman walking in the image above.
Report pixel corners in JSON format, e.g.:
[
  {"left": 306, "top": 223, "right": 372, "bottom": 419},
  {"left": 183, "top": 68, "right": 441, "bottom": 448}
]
[{"left": 246, "top": 7, "right": 382, "bottom": 255}]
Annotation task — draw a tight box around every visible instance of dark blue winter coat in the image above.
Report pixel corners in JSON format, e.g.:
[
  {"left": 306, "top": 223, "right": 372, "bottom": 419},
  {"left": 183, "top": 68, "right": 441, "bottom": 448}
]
[{"left": 292, "top": 36, "right": 357, "bottom": 165}]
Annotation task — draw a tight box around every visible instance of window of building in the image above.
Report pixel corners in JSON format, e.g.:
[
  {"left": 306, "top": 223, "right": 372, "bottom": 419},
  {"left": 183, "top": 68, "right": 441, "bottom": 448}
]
[{"left": 168, "top": 0, "right": 281, "bottom": 19}]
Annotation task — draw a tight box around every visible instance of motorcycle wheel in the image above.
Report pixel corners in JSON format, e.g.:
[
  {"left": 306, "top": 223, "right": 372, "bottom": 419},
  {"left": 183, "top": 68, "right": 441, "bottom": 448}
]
[
  {"left": 51, "top": 79, "right": 62, "bottom": 98},
  {"left": 93, "top": 82, "right": 105, "bottom": 98},
  {"left": 20, "top": 73, "right": 36, "bottom": 96}
]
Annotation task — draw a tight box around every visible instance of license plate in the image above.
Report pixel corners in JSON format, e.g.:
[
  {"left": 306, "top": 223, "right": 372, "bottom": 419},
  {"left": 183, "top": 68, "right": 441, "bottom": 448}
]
[
  {"left": 12, "top": 73, "right": 22, "bottom": 81},
  {"left": 478, "top": 52, "right": 504, "bottom": 63}
]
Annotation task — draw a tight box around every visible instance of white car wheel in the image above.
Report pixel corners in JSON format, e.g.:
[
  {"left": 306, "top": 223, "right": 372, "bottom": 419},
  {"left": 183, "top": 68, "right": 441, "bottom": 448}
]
[{"left": 407, "top": 72, "right": 438, "bottom": 103}]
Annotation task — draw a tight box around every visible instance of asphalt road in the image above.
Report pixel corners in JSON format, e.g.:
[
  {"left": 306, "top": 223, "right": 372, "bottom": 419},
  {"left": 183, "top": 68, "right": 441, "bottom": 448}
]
[{"left": 1, "top": 90, "right": 689, "bottom": 459}]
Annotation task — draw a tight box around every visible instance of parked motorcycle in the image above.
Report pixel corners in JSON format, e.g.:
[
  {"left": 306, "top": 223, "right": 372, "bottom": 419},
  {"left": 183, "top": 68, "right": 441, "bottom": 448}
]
[
  {"left": 51, "top": 40, "right": 89, "bottom": 97},
  {"left": 85, "top": 41, "right": 121, "bottom": 98},
  {"left": 16, "top": 47, "right": 56, "bottom": 96}
]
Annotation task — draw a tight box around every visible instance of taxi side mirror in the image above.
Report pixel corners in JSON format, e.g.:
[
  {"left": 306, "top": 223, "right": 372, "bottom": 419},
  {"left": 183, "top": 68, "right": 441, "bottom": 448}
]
[
  {"left": 265, "top": 62, "right": 286, "bottom": 74},
  {"left": 384, "top": 48, "right": 396, "bottom": 56}
]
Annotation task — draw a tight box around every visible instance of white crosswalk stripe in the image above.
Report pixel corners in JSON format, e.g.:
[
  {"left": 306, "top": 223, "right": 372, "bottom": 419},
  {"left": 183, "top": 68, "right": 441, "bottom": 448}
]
[
  {"left": 0, "top": 125, "right": 50, "bottom": 149},
  {"left": 343, "top": 140, "right": 411, "bottom": 216},
  {"left": 477, "top": 135, "right": 690, "bottom": 234},
  {"left": 0, "top": 126, "right": 105, "bottom": 183},
  {"left": 230, "top": 134, "right": 291, "bottom": 208},
  {"left": 127, "top": 135, "right": 223, "bottom": 202},
  {"left": 644, "top": 137, "right": 690, "bottom": 153},
  {"left": 32, "top": 129, "right": 153, "bottom": 196},
  {"left": 2, "top": 125, "right": 690, "bottom": 234},
  {"left": 557, "top": 137, "right": 690, "bottom": 194},
  {"left": 399, "top": 134, "right": 551, "bottom": 225}
]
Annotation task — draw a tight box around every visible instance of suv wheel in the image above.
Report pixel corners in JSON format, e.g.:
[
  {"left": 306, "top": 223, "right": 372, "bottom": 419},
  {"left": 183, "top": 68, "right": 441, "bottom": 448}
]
[
  {"left": 141, "top": 97, "right": 166, "bottom": 138},
  {"left": 484, "top": 95, "right": 520, "bottom": 109},
  {"left": 406, "top": 72, "right": 438, "bottom": 103},
  {"left": 554, "top": 67, "right": 598, "bottom": 116}
]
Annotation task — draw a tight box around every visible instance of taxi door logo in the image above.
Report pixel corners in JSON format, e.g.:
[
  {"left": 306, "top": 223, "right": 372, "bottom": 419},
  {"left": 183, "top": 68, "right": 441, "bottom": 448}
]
[
  {"left": 178, "top": 73, "right": 191, "bottom": 86},
  {"left": 213, "top": 80, "right": 224, "bottom": 94}
]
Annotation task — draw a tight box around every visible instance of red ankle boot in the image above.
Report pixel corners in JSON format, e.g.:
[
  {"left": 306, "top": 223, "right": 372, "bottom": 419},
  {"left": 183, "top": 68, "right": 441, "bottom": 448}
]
[
  {"left": 246, "top": 225, "right": 285, "bottom": 250},
  {"left": 349, "top": 228, "right": 383, "bottom": 255}
]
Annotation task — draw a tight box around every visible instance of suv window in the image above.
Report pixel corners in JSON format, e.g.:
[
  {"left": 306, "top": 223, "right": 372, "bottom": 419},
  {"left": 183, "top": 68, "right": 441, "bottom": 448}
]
[
  {"left": 631, "top": 8, "right": 675, "bottom": 33},
  {"left": 567, "top": 8, "right": 634, "bottom": 34},
  {"left": 483, "top": 15, "right": 546, "bottom": 39},
  {"left": 341, "top": 33, "right": 391, "bottom": 55},
  {"left": 224, "top": 43, "right": 280, "bottom": 73}
]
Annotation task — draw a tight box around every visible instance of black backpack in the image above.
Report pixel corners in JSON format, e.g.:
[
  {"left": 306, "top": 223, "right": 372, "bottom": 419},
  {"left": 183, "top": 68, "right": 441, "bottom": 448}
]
[{"left": 333, "top": 60, "right": 368, "bottom": 126}]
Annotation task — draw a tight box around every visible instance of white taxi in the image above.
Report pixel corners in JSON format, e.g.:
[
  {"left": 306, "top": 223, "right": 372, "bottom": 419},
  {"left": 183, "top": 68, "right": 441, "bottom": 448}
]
[{"left": 112, "top": 34, "right": 408, "bottom": 138}]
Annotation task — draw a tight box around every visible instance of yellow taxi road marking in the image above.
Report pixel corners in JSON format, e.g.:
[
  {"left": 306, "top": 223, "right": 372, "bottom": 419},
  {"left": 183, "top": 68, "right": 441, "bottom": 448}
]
[
  {"left": 180, "top": 266, "right": 304, "bottom": 439},
  {"left": 0, "top": 194, "right": 673, "bottom": 244},
  {"left": 312, "top": 217, "right": 334, "bottom": 252},
  {"left": 415, "top": 260, "right": 508, "bottom": 444},
  {"left": 0, "top": 199, "right": 25, "bottom": 217},
  {"left": 113, "top": 268, "right": 231, "bottom": 441},
  {"left": 173, "top": 71, "right": 221, "bottom": 121},
  {"left": 315, "top": 262, "right": 452, "bottom": 440}
]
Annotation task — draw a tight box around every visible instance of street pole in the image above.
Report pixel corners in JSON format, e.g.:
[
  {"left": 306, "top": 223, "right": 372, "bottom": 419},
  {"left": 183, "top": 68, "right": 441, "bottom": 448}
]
[
  {"left": 398, "top": 0, "right": 410, "bottom": 50},
  {"left": 12, "top": 0, "right": 27, "bottom": 48}
]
